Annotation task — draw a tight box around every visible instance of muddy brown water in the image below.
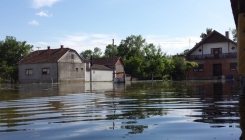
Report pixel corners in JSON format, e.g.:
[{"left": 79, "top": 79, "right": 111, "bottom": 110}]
[{"left": 0, "top": 81, "right": 244, "bottom": 140}]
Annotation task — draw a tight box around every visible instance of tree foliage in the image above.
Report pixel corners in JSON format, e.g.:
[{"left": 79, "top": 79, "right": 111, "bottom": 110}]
[
  {"left": 231, "top": 28, "right": 237, "bottom": 42},
  {"left": 117, "top": 35, "right": 145, "bottom": 59},
  {"left": 143, "top": 44, "right": 165, "bottom": 80},
  {"left": 79, "top": 34, "right": 200, "bottom": 81},
  {"left": 200, "top": 28, "right": 213, "bottom": 39},
  {"left": 93, "top": 47, "right": 102, "bottom": 58},
  {"left": 104, "top": 44, "right": 118, "bottom": 58},
  {"left": 0, "top": 36, "right": 33, "bottom": 82},
  {"left": 124, "top": 56, "right": 142, "bottom": 78}
]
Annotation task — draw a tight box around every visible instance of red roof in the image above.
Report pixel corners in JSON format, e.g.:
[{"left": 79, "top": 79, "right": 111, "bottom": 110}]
[
  {"left": 92, "top": 57, "right": 122, "bottom": 67},
  {"left": 18, "top": 48, "right": 73, "bottom": 64},
  {"left": 86, "top": 57, "right": 124, "bottom": 71}
]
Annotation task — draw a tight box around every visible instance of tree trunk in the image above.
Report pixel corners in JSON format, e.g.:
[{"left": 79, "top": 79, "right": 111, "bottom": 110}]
[{"left": 151, "top": 72, "right": 154, "bottom": 81}]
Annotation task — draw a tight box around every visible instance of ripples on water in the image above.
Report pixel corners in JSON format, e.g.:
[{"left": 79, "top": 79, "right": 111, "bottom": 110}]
[{"left": 0, "top": 81, "right": 244, "bottom": 140}]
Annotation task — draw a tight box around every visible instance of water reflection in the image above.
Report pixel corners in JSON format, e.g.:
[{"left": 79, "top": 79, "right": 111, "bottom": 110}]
[{"left": 0, "top": 81, "right": 243, "bottom": 139}]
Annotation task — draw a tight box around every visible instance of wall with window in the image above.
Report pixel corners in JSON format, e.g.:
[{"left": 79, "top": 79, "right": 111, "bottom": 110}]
[
  {"left": 57, "top": 50, "right": 85, "bottom": 82},
  {"left": 18, "top": 63, "right": 58, "bottom": 83},
  {"left": 187, "top": 58, "right": 238, "bottom": 80},
  {"left": 58, "top": 62, "right": 85, "bottom": 82},
  {"left": 58, "top": 50, "right": 83, "bottom": 63},
  {"left": 191, "top": 42, "right": 236, "bottom": 55}
]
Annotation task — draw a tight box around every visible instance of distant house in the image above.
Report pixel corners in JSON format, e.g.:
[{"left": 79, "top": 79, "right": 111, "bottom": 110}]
[
  {"left": 85, "top": 57, "right": 125, "bottom": 82},
  {"left": 18, "top": 45, "right": 85, "bottom": 83},
  {"left": 186, "top": 30, "right": 237, "bottom": 80}
]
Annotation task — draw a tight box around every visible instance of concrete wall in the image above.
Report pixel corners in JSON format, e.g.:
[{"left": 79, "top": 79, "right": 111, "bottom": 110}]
[
  {"left": 19, "top": 50, "right": 85, "bottom": 83},
  {"left": 18, "top": 62, "right": 58, "bottom": 83},
  {"left": 85, "top": 69, "right": 113, "bottom": 82},
  {"left": 58, "top": 62, "right": 85, "bottom": 82},
  {"left": 58, "top": 50, "right": 85, "bottom": 82},
  {"left": 191, "top": 42, "right": 237, "bottom": 55}
]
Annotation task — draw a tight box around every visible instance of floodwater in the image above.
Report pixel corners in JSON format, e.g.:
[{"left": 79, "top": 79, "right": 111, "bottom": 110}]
[{"left": 0, "top": 81, "right": 244, "bottom": 140}]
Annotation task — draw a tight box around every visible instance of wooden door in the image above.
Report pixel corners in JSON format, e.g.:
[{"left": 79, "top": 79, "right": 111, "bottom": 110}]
[{"left": 213, "top": 64, "right": 222, "bottom": 76}]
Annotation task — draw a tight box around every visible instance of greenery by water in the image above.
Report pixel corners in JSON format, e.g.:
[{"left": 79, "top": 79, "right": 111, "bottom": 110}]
[{"left": 0, "top": 80, "right": 244, "bottom": 140}]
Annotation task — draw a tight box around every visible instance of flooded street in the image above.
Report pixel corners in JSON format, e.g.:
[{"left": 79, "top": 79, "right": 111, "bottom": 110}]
[{"left": 0, "top": 81, "right": 244, "bottom": 140}]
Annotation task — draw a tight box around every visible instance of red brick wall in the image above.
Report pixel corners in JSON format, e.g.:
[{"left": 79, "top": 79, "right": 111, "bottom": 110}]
[
  {"left": 187, "top": 59, "right": 238, "bottom": 79},
  {"left": 115, "top": 59, "right": 125, "bottom": 78}
]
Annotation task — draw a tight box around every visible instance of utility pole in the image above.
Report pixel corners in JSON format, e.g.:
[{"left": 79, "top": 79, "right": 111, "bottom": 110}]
[
  {"left": 90, "top": 55, "right": 93, "bottom": 83},
  {"left": 112, "top": 39, "right": 115, "bottom": 82}
]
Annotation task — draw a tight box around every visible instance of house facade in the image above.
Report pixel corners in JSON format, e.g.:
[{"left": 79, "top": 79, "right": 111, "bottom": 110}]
[
  {"left": 85, "top": 57, "right": 125, "bottom": 82},
  {"left": 18, "top": 45, "right": 85, "bottom": 83},
  {"left": 186, "top": 30, "right": 237, "bottom": 80}
]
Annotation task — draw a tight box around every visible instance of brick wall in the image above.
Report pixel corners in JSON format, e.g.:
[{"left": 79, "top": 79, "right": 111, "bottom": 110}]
[{"left": 187, "top": 58, "right": 238, "bottom": 79}]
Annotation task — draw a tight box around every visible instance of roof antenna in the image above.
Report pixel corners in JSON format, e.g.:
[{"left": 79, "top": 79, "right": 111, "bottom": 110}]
[{"left": 36, "top": 47, "right": 40, "bottom": 54}]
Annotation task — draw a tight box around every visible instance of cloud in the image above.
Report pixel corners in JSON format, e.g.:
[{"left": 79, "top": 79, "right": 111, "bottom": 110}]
[
  {"left": 145, "top": 35, "right": 201, "bottom": 55},
  {"left": 32, "top": 0, "right": 61, "bottom": 8},
  {"left": 28, "top": 20, "right": 39, "bottom": 25},
  {"left": 36, "top": 11, "right": 52, "bottom": 17},
  {"left": 31, "top": 33, "right": 119, "bottom": 54},
  {"left": 31, "top": 33, "right": 201, "bottom": 55}
]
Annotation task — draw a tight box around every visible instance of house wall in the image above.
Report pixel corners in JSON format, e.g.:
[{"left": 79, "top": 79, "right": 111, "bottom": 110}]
[
  {"left": 191, "top": 42, "right": 237, "bottom": 55},
  {"left": 18, "top": 62, "right": 58, "bottom": 83},
  {"left": 85, "top": 69, "right": 113, "bottom": 82},
  {"left": 58, "top": 50, "right": 85, "bottom": 82},
  {"left": 115, "top": 59, "right": 125, "bottom": 78},
  {"left": 187, "top": 58, "right": 238, "bottom": 79}
]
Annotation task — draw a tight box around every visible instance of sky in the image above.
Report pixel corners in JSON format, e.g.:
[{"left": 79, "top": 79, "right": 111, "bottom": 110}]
[{"left": 0, "top": 0, "right": 236, "bottom": 55}]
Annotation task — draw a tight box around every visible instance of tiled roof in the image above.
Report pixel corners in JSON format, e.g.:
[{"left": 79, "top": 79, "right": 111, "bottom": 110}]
[
  {"left": 85, "top": 57, "right": 123, "bottom": 71},
  {"left": 92, "top": 57, "right": 121, "bottom": 67},
  {"left": 92, "top": 64, "right": 112, "bottom": 70},
  {"left": 18, "top": 48, "right": 71, "bottom": 64}
]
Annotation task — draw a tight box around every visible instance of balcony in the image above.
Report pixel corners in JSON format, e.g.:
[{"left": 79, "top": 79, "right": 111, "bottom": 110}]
[{"left": 187, "top": 52, "right": 237, "bottom": 60}]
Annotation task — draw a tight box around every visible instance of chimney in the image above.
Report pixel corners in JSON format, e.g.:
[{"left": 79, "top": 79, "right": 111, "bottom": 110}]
[
  {"left": 60, "top": 45, "right": 64, "bottom": 49},
  {"left": 225, "top": 31, "right": 229, "bottom": 39},
  {"left": 47, "top": 46, "right": 50, "bottom": 50}
]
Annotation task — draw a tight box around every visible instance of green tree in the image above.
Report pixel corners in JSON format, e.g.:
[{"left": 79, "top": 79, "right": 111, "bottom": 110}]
[
  {"left": 183, "top": 61, "right": 198, "bottom": 79},
  {"left": 124, "top": 56, "right": 142, "bottom": 80},
  {"left": 231, "top": 28, "right": 237, "bottom": 42},
  {"left": 161, "top": 59, "right": 175, "bottom": 80},
  {"left": 104, "top": 44, "right": 118, "bottom": 58},
  {"left": 80, "top": 49, "right": 93, "bottom": 59},
  {"left": 143, "top": 44, "right": 165, "bottom": 80},
  {"left": 200, "top": 28, "right": 213, "bottom": 39},
  {"left": 172, "top": 56, "right": 185, "bottom": 80},
  {"left": 0, "top": 36, "right": 33, "bottom": 82},
  {"left": 117, "top": 35, "right": 145, "bottom": 59},
  {"left": 93, "top": 47, "right": 102, "bottom": 58}
]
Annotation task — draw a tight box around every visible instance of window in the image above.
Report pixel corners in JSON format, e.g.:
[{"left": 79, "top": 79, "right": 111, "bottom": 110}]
[
  {"left": 230, "top": 63, "right": 237, "bottom": 71},
  {"left": 71, "top": 54, "right": 74, "bottom": 59},
  {"left": 81, "top": 68, "right": 83, "bottom": 71},
  {"left": 42, "top": 68, "right": 50, "bottom": 75},
  {"left": 76, "top": 68, "right": 78, "bottom": 72},
  {"left": 26, "top": 69, "right": 33, "bottom": 75},
  {"left": 193, "top": 64, "right": 204, "bottom": 72},
  {"left": 211, "top": 48, "right": 222, "bottom": 54}
]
